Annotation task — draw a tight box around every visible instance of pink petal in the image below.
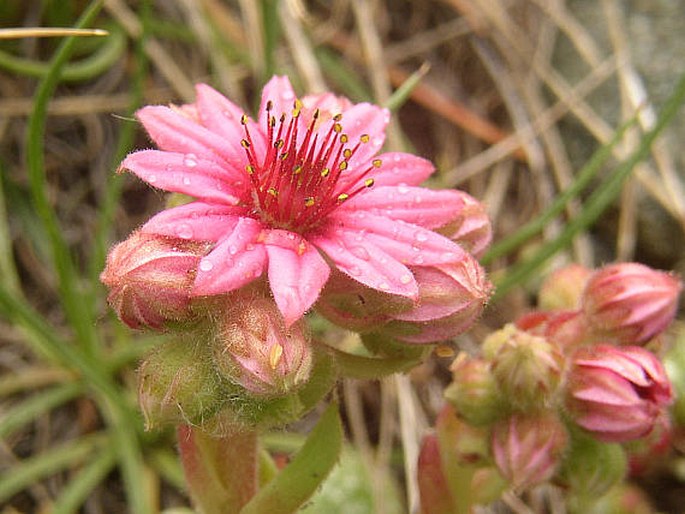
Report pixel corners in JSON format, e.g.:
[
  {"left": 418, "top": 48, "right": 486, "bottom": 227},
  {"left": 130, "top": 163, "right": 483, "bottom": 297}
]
[
  {"left": 327, "top": 211, "right": 467, "bottom": 267},
  {"left": 141, "top": 201, "right": 247, "bottom": 242},
  {"left": 310, "top": 229, "right": 419, "bottom": 299},
  {"left": 258, "top": 76, "right": 299, "bottom": 127},
  {"left": 339, "top": 186, "right": 468, "bottom": 229},
  {"left": 362, "top": 152, "right": 435, "bottom": 187},
  {"left": 337, "top": 103, "right": 389, "bottom": 171},
  {"left": 121, "top": 150, "right": 246, "bottom": 204},
  {"left": 265, "top": 235, "right": 330, "bottom": 326},
  {"left": 136, "top": 105, "right": 244, "bottom": 164},
  {"left": 192, "top": 217, "right": 267, "bottom": 295},
  {"left": 195, "top": 84, "right": 268, "bottom": 164}
]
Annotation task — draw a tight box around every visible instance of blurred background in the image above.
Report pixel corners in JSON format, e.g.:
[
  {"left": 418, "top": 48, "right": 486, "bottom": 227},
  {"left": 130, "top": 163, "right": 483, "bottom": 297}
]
[{"left": 1, "top": 0, "right": 684, "bottom": 512}]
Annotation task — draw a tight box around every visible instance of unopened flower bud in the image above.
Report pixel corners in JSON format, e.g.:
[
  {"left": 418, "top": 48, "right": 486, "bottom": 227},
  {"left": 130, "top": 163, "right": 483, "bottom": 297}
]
[
  {"left": 582, "top": 263, "right": 681, "bottom": 345},
  {"left": 488, "top": 325, "right": 565, "bottom": 410},
  {"left": 538, "top": 264, "right": 592, "bottom": 311},
  {"left": 492, "top": 413, "right": 568, "bottom": 491},
  {"left": 383, "top": 256, "right": 492, "bottom": 344},
  {"left": 101, "top": 231, "right": 207, "bottom": 330},
  {"left": 212, "top": 291, "right": 313, "bottom": 397},
  {"left": 436, "top": 191, "right": 492, "bottom": 258},
  {"left": 314, "top": 270, "right": 412, "bottom": 332},
  {"left": 444, "top": 353, "right": 504, "bottom": 426},
  {"left": 515, "top": 310, "right": 589, "bottom": 350},
  {"left": 558, "top": 430, "right": 627, "bottom": 498},
  {"left": 138, "top": 332, "right": 224, "bottom": 429},
  {"left": 565, "top": 344, "right": 673, "bottom": 442}
]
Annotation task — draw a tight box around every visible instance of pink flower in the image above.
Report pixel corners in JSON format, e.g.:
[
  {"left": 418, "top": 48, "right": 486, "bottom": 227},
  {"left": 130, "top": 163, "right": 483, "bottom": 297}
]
[
  {"left": 565, "top": 344, "right": 673, "bottom": 442},
  {"left": 121, "top": 76, "right": 472, "bottom": 325},
  {"left": 582, "top": 262, "right": 681, "bottom": 345}
]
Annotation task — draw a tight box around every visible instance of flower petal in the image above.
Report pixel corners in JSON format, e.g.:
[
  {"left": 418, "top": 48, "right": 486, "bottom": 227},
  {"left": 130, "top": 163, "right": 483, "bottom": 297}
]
[
  {"left": 338, "top": 103, "right": 389, "bottom": 171},
  {"left": 310, "top": 228, "right": 419, "bottom": 299},
  {"left": 326, "top": 211, "right": 467, "bottom": 267},
  {"left": 194, "top": 84, "right": 268, "bottom": 165},
  {"left": 121, "top": 150, "right": 246, "bottom": 204},
  {"left": 265, "top": 234, "right": 330, "bottom": 326},
  {"left": 339, "top": 186, "right": 469, "bottom": 229},
  {"left": 365, "top": 152, "right": 435, "bottom": 187},
  {"left": 141, "top": 201, "right": 247, "bottom": 242},
  {"left": 136, "top": 105, "right": 244, "bottom": 164},
  {"left": 259, "top": 75, "right": 299, "bottom": 127},
  {"left": 192, "top": 217, "right": 267, "bottom": 296}
]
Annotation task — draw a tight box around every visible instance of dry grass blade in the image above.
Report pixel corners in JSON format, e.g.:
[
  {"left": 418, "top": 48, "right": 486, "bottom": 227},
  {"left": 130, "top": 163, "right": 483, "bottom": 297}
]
[{"left": 0, "top": 28, "right": 109, "bottom": 39}]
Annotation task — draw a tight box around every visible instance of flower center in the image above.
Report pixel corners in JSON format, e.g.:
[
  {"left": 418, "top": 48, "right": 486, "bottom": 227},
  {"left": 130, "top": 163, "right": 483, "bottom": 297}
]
[{"left": 239, "top": 99, "right": 380, "bottom": 232}]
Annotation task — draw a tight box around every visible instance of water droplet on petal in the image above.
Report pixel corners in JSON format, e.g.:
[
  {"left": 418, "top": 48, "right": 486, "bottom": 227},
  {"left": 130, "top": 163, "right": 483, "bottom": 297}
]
[
  {"left": 400, "top": 274, "right": 412, "bottom": 284},
  {"left": 350, "top": 246, "right": 370, "bottom": 260},
  {"left": 398, "top": 185, "right": 409, "bottom": 194},
  {"left": 286, "top": 232, "right": 296, "bottom": 240},
  {"left": 372, "top": 137, "right": 383, "bottom": 146},
  {"left": 148, "top": 174, "right": 157, "bottom": 184},
  {"left": 414, "top": 195, "right": 422, "bottom": 204},
  {"left": 442, "top": 252, "right": 457, "bottom": 262},
  {"left": 245, "top": 243, "right": 256, "bottom": 251},
  {"left": 378, "top": 282, "right": 390, "bottom": 290},
  {"left": 229, "top": 245, "right": 238, "bottom": 255},
  {"left": 415, "top": 232, "right": 428, "bottom": 242},
  {"left": 199, "top": 259, "right": 214, "bottom": 272},
  {"left": 349, "top": 266, "right": 361, "bottom": 276},
  {"left": 184, "top": 153, "right": 198, "bottom": 167},
  {"left": 176, "top": 224, "right": 193, "bottom": 239},
  {"left": 182, "top": 176, "right": 191, "bottom": 185},
  {"left": 413, "top": 255, "right": 425, "bottom": 265},
  {"left": 393, "top": 155, "right": 402, "bottom": 162}
]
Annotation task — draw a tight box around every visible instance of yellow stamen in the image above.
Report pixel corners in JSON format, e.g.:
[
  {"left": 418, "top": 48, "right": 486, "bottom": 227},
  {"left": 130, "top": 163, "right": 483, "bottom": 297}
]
[
  {"left": 372, "top": 159, "right": 382, "bottom": 168},
  {"left": 338, "top": 193, "right": 349, "bottom": 202},
  {"left": 304, "top": 197, "right": 315, "bottom": 207},
  {"left": 360, "top": 134, "right": 370, "bottom": 143},
  {"left": 365, "top": 178, "right": 375, "bottom": 187}
]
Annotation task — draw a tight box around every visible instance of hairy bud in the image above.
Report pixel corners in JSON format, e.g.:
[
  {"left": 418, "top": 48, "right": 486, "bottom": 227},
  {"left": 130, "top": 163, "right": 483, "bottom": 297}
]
[{"left": 538, "top": 264, "right": 592, "bottom": 311}]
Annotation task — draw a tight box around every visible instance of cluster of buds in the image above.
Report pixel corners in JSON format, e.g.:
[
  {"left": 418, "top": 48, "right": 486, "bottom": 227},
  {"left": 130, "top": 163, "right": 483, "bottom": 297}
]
[{"left": 421, "top": 262, "right": 681, "bottom": 512}]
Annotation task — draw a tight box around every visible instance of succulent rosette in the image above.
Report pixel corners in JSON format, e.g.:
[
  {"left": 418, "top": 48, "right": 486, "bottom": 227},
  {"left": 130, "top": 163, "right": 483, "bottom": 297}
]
[{"left": 118, "top": 76, "right": 481, "bottom": 327}]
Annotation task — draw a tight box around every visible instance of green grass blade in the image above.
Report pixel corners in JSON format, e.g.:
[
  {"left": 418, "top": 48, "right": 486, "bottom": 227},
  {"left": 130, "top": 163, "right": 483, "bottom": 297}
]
[
  {"left": 51, "top": 444, "right": 117, "bottom": 514},
  {"left": 481, "top": 116, "right": 638, "bottom": 265},
  {"left": 0, "top": 382, "right": 82, "bottom": 439},
  {"left": 0, "top": 433, "right": 107, "bottom": 505},
  {"left": 0, "top": 161, "right": 21, "bottom": 294},
  {"left": 385, "top": 63, "right": 430, "bottom": 112},
  {"left": 0, "top": 27, "right": 125, "bottom": 81},
  {"left": 240, "top": 402, "right": 343, "bottom": 514},
  {"left": 493, "top": 70, "right": 685, "bottom": 298},
  {"left": 25, "top": 0, "right": 103, "bottom": 356}
]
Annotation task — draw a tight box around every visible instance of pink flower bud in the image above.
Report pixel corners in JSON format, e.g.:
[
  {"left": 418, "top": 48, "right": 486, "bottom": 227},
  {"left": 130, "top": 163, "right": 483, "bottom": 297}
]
[
  {"left": 314, "top": 270, "right": 412, "bottom": 333},
  {"left": 565, "top": 344, "right": 673, "bottom": 442},
  {"left": 212, "top": 291, "right": 313, "bottom": 397},
  {"left": 515, "top": 310, "right": 589, "bottom": 350},
  {"left": 384, "top": 255, "right": 492, "bottom": 344},
  {"left": 582, "top": 263, "right": 681, "bottom": 345},
  {"left": 538, "top": 264, "right": 592, "bottom": 311},
  {"left": 444, "top": 353, "right": 504, "bottom": 426},
  {"left": 486, "top": 324, "right": 565, "bottom": 410},
  {"left": 101, "top": 231, "right": 207, "bottom": 330},
  {"left": 492, "top": 413, "right": 568, "bottom": 491},
  {"left": 436, "top": 191, "right": 492, "bottom": 258}
]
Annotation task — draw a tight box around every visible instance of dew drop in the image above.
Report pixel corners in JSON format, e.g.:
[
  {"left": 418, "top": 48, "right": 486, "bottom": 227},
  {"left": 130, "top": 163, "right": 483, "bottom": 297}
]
[
  {"left": 415, "top": 232, "right": 428, "bottom": 242},
  {"left": 199, "top": 259, "right": 214, "bottom": 272},
  {"left": 400, "top": 274, "right": 412, "bottom": 284},
  {"left": 378, "top": 282, "right": 390, "bottom": 290},
  {"left": 286, "top": 232, "right": 296, "bottom": 240},
  {"left": 351, "top": 246, "right": 370, "bottom": 260},
  {"left": 229, "top": 245, "right": 239, "bottom": 255},
  {"left": 442, "top": 252, "right": 457, "bottom": 262},
  {"left": 176, "top": 224, "right": 193, "bottom": 239},
  {"left": 148, "top": 174, "right": 157, "bottom": 184},
  {"left": 184, "top": 153, "right": 198, "bottom": 167},
  {"left": 414, "top": 195, "right": 423, "bottom": 204},
  {"left": 245, "top": 243, "right": 256, "bottom": 251},
  {"left": 397, "top": 185, "right": 409, "bottom": 194},
  {"left": 349, "top": 265, "right": 361, "bottom": 276},
  {"left": 182, "top": 176, "right": 191, "bottom": 185},
  {"left": 413, "top": 255, "right": 425, "bottom": 265}
]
